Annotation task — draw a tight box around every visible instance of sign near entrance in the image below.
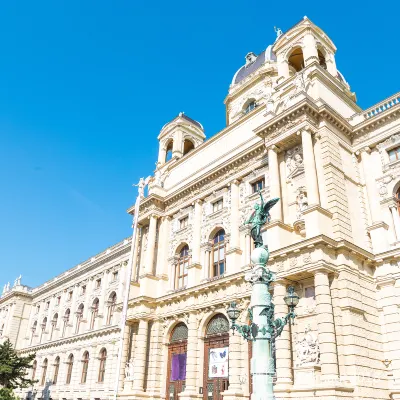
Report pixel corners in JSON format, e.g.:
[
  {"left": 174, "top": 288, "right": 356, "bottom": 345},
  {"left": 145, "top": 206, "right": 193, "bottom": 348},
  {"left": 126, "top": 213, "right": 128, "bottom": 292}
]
[{"left": 208, "top": 347, "right": 229, "bottom": 378}]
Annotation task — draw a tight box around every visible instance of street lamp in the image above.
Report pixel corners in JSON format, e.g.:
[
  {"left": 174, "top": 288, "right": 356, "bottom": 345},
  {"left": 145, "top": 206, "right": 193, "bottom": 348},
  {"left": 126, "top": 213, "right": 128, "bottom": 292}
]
[{"left": 227, "top": 193, "right": 299, "bottom": 400}]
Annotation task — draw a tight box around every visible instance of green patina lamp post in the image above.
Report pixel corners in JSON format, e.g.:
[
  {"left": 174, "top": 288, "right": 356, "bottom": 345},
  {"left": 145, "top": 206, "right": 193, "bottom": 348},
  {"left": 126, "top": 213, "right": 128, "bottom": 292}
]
[{"left": 226, "top": 192, "right": 299, "bottom": 400}]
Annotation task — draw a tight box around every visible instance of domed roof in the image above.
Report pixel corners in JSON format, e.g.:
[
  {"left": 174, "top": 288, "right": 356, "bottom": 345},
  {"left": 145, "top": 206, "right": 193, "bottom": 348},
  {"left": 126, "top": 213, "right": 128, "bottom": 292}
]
[
  {"left": 232, "top": 45, "right": 277, "bottom": 85},
  {"left": 161, "top": 112, "right": 203, "bottom": 131}
]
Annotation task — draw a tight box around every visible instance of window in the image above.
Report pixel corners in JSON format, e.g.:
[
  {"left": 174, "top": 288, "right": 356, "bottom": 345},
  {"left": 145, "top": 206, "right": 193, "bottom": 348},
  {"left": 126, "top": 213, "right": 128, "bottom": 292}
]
[
  {"left": 53, "top": 357, "right": 60, "bottom": 384},
  {"left": 245, "top": 101, "right": 256, "bottom": 114},
  {"left": 36, "top": 305, "right": 40, "bottom": 314},
  {"left": 179, "top": 216, "right": 189, "bottom": 229},
  {"left": 389, "top": 146, "right": 400, "bottom": 162},
  {"left": 66, "top": 354, "right": 74, "bottom": 384},
  {"left": 81, "top": 285, "right": 86, "bottom": 295},
  {"left": 40, "top": 359, "right": 48, "bottom": 385},
  {"left": 288, "top": 47, "right": 305, "bottom": 72},
  {"left": 98, "top": 349, "right": 107, "bottom": 383},
  {"left": 212, "top": 199, "right": 223, "bottom": 213},
  {"left": 75, "top": 304, "right": 84, "bottom": 334},
  {"left": 396, "top": 188, "right": 400, "bottom": 216},
  {"left": 45, "top": 301, "right": 50, "bottom": 310},
  {"left": 175, "top": 245, "right": 189, "bottom": 289},
  {"left": 305, "top": 286, "right": 315, "bottom": 299},
  {"left": 56, "top": 296, "right": 61, "bottom": 305},
  {"left": 62, "top": 309, "right": 70, "bottom": 337},
  {"left": 50, "top": 314, "right": 58, "bottom": 341},
  {"left": 95, "top": 279, "right": 101, "bottom": 289},
  {"left": 68, "top": 291, "right": 73, "bottom": 301},
  {"left": 40, "top": 318, "right": 47, "bottom": 343},
  {"left": 112, "top": 271, "right": 118, "bottom": 282},
  {"left": 183, "top": 139, "right": 195, "bottom": 156},
  {"left": 32, "top": 361, "right": 37, "bottom": 381},
  {"left": 81, "top": 352, "right": 89, "bottom": 384},
  {"left": 31, "top": 321, "right": 37, "bottom": 344},
  {"left": 90, "top": 299, "right": 99, "bottom": 330},
  {"left": 165, "top": 140, "right": 174, "bottom": 162},
  {"left": 251, "top": 178, "right": 265, "bottom": 193},
  {"left": 106, "top": 293, "right": 117, "bottom": 325},
  {"left": 212, "top": 229, "right": 226, "bottom": 277}
]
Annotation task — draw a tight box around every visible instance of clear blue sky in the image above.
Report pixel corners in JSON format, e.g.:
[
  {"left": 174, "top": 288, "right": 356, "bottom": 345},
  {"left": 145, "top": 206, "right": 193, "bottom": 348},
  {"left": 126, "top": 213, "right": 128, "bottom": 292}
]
[{"left": 0, "top": 1, "right": 398, "bottom": 288}]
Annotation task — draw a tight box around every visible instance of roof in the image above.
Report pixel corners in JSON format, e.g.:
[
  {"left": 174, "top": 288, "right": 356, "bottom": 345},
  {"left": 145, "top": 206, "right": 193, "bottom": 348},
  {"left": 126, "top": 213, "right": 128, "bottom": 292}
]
[
  {"left": 162, "top": 112, "right": 204, "bottom": 131},
  {"left": 232, "top": 45, "right": 277, "bottom": 85}
]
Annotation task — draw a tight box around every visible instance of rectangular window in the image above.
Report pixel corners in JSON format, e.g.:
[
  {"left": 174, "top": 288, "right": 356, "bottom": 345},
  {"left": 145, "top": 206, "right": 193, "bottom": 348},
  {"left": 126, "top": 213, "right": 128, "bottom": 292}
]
[
  {"left": 56, "top": 296, "right": 61, "bottom": 305},
  {"left": 96, "top": 279, "right": 101, "bottom": 289},
  {"left": 45, "top": 301, "right": 50, "bottom": 310},
  {"left": 305, "top": 286, "right": 315, "bottom": 299},
  {"left": 251, "top": 178, "right": 265, "bottom": 193},
  {"left": 36, "top": 305, "right": 40, "bottom": 314},
  {"left": 112, "top": 271, "right": 118, "bottom": 281},
  {"left": 81, "top": 285, "right": 86, "bottom": 295},
  {"left": 212, "top": 199, "right": 223, "bottom": 213},
  {"left": 68, "top": 291, "right": 73, "bottom": 301},
  {"left": 179, "top": 216, "right": 189, "bottom": 229},
  {"left": 389, "top": 146, "right": 400, "bottom": 162}
]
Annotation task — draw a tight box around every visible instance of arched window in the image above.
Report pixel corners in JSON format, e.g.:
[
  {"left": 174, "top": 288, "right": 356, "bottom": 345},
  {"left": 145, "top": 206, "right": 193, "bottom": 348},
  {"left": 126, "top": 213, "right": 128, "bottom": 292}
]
[
  {"left": 53, "top": 357, "right": 60, "bottom": 384},
  {"left": 40, "top": 318, "right": 47, "bottom": 343},
  {"left": 81, "top": 351, "right": 89, "bottom": 384},
  {"left": 106, "top": 293, "right": 116, "bottom": 325},
  {"left": 0, "top": 323, "right": 4, "bottom": 337},
  {"left": 75, "top": 304, "right": 84, "bottom": 334},
  {"left": 244, "top": 101, "right": 256, "bottom": 114},
  {"left": 175, "top": 245, "right": 189, "bottom": 289},
  {"left": 288, "top": 47, "right": 305, "bottom": 72},
  {"left": 318, "top": 49, "right": 327, "bottom": 70},
  {"left": 166, "top": 140, "right": 173, "bottom": 162},
  {"left": 183, "top": 139, "right": 195, "bottom": 156},
  {"left": 396, "top": 187, "right": 400, "bottom": 216},
  {"left": 40, "top": 358, "right": 48, "bottom": 385},
  {"left": 62, "top": 309, "right": 70, "bottom": 337},
  {"left": 170, "top": 323, "right": 189, "bottom": 343},
  {"left": 50, "top": 314, "right": 58, "bottom": 341},
  {"left": 212, "top": 229, "right": 226, "bottom": 277},
  {"left": 66, "top": 354, "right": 74, "bottom": 384},
  {"left": 206, "top": 314, "right": 230, "bottom": 336},
  {"left": 32, "top": 360, "right": 37, "bottom": 381},
  {"left": 98, "top": 348, "right": 107, "bottom": 383},
  {"left": 90, "top": 298, "right": 99, "bottom": 330},
  {"left": 31, "top": 321, "right": 38, "bottom": 345}
]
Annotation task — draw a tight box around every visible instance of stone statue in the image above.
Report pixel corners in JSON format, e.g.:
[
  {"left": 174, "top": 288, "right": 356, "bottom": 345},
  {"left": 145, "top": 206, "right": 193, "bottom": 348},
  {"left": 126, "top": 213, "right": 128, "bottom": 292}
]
[
  {"left": 274, "top": 26, "right": 283, "bottom": 39},
  {"left": 2, "top": 284, "right": 6, "bottom": 295},
  {"left": 5, "top": 282, "right": 10, "bottom": 292},
  {"left": 134, "top": 176, "right": 151, "bottom": 198},
  {"left": 296, "top": 188, "right": 308, "bottom": 220},
  {"left": 13, "top": 275, "right": 22, "bottom": 287},
  {"left": 244, "top": 191, "right": 279, "bottom": 248},
  {"left": 125, "top": 359, "right": 134, "bottom": 381}
]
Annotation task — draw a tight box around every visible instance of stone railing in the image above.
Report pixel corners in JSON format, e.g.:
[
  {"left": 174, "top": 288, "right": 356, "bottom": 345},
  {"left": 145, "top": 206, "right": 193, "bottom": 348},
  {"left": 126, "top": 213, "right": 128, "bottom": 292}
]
[{"left": 363, "top": 92, "right": 400, "bottom": 119}]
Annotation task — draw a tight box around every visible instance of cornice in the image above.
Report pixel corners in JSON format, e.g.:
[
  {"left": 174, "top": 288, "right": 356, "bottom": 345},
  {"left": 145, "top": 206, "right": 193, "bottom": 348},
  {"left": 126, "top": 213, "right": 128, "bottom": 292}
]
[{"left": 18, "top": 325, "right": 120, "bottom": 354}]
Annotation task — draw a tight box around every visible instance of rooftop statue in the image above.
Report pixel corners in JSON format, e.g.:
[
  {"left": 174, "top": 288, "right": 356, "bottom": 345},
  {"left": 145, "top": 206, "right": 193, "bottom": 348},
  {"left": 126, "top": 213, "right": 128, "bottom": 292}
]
[{"left": 245, "top": 191, "right": 279, "bottom": 248}]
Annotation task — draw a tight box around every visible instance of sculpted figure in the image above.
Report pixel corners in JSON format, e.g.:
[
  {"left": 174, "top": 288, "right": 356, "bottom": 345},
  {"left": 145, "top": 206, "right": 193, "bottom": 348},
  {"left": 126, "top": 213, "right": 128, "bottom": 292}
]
[{"left": 244, "top": 191, "right": 279, "bottom": 248}]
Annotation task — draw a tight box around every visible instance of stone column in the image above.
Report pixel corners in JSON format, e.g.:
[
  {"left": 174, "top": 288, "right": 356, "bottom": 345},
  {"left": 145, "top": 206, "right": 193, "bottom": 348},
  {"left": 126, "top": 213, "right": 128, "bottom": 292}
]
[
  {"left": 131, "top": 224, "right": 142, "bottom": 282},
  {"left": 118, "top": 324, "right": 132, "bottom": 391},
  {"left": 359, "top": 147, "right": 381, "bottom": 223},
  {"left": 390, "top": 205, "right": 400, "bottom": 241},
  {"left": 277, "top": 53, "right": 290, "bottom": 80},
  {"left": 181, "top": 314, "right": 199, "bottom": 399},
  {"left": 301, "top": 128, "right": 320, "bottom": 205},
  {"left": 314, "top": 269, "right": 339, "bottom": 381},
  {"left": 279, "top": 154, "right": 289, "bottom": 223},
  {"left": 192, "top": 200, "right": 202, "bottom": 265},
  {"left": 268, "top": 145, "right": 282, "bottom": 221},
  {"left": 156, "top": 217, "right": 168, "bottom": 277},
  {"left": 223, "top": 329, "right": 244, "bottom": 399},
  {"left": 274, "top": 280, "right": 293, "bottom": 386},
  {"left": 144, "top": 215, "right": 158, "bottom": 274},
  {"left": 132, "top": 319, "right": 149, "bottom": 393},
  {"left": 201, "top": 246, "right": 211, "bottom": 281},
  {"left": 168, "top": 257, "right": 176, "bottom": 291},
  {"left": 230, "top": 180, "right": 240, "bottom": 249},
  {"left": 173, "top": 130, "right": 183, "bottom": 157},
  {"left": 303, "top": 34, "right": 319, "bottom": 66}
]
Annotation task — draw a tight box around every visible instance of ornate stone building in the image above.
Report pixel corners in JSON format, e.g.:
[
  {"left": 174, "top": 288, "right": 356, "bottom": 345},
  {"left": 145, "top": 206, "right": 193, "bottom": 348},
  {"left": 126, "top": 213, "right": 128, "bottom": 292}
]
[{"left": 2, "top": 16, "right": 400, "bottom": 400}]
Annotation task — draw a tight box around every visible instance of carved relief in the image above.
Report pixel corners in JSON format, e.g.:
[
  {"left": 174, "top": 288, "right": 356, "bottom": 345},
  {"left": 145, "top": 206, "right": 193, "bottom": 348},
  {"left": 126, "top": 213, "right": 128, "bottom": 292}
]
[
  {"left": 285, "top": 145, "right": 304, "bottom": 179},
  {"left": 295, "top": 325, "right": 320, "bottom": 367},
  {"left": 296, "top": 186, "right": 309, "bottom": 220}
]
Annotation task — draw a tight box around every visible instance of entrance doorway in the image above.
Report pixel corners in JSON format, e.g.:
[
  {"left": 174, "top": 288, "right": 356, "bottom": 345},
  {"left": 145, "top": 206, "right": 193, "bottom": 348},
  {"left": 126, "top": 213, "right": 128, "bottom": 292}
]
[
  {"left": 166, "top": 323, "right": 188, "bottom": 400},
  {"left": 203, "top": 314, "right": 230, "bottom": 400}
]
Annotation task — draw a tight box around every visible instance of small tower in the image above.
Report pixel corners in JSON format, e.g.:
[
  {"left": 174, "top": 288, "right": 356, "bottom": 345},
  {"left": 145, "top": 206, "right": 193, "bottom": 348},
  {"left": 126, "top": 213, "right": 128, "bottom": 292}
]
[
  {"left": 273, "top": 16, "right": 338, "bottom": 81},
  {"left": 157, "top": 112, "right": 205, "bottom": 165}
]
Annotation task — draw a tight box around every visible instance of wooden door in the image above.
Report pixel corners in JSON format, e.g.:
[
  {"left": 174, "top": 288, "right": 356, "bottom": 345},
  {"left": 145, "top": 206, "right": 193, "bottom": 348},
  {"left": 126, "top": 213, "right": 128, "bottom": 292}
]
[
  {"left": 166, "top": 323, "right": 188, "bottom": 400},
  {"left": 203, "top": 334, "right": 229, "bottom": 400}
]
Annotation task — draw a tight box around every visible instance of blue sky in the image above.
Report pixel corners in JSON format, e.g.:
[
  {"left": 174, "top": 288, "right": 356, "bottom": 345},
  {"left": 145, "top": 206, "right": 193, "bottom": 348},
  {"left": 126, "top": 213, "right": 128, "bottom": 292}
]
[{"left": 0, "top": 1, "right": 398, "bottom": 288}]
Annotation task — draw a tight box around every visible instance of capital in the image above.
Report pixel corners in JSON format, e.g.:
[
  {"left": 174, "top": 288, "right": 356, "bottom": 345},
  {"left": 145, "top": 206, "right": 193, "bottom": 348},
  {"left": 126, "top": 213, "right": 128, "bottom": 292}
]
[
  {"left": 267, "top": 144, "right": 280, "bottom": 153},
  {"left": 355, "top": 146, "right": 371, "bottom": 157}
]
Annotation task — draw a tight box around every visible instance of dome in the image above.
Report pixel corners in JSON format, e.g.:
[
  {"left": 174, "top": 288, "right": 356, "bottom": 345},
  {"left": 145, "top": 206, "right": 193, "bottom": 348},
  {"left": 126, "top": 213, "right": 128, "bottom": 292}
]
[
  {"left": 161, "top": 112, "right": 204, "bottom": 131},
  {"left": 232, "top": 45, "right": 277, "bottom": 85}
]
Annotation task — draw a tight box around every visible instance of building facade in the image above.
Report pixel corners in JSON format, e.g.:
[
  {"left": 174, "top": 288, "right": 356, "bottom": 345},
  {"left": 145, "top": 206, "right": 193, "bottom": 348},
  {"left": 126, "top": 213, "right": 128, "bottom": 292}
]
[{"left": 2, "top": 16, "right": 400, "bottom": 400}]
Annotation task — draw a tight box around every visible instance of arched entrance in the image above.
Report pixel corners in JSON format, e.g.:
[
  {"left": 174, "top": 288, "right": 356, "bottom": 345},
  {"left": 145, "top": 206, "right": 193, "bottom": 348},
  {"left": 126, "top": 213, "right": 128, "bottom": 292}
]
[
  {"left": 166, "top": 323, "right": 188, "bottom": 400},
  {"left": 203, "top": 314, "right": 229, "bottom": 400}
]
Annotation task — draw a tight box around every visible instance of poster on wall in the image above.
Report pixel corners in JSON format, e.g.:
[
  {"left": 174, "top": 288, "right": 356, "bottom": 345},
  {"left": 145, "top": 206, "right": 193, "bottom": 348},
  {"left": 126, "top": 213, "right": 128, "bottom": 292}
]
[{"left": 208, "top": 347, "right": 229, "bottom": 378}]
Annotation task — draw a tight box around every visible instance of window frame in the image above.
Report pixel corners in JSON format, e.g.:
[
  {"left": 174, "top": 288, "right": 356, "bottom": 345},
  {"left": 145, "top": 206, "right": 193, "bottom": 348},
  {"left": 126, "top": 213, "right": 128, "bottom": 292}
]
[
  {"left": 179, "top": 216, "right": 189, "bottom": 230},
  {"left": 106, "top": 294, "right": 116, "bottom": 325},
  {"left": 388, "top": 146, "right": 400, "bottom": 163},
  {"left": 212, "top": 198, "right": 224, "bottom": 213},
  {"left": 175, "top": 245, "right": 190, "bottom": 289},
  {"left": 40, "top": 358, "right": 48, "bottom": 386},
  {"left": 212, "top": 229, "right": 226, "bottom": 278},
  {"left": 53, "top": 357, "right": 60, "bottom": 384},
  {"left": 66, "top": 354, "right": 74, "bottom": 384},
  {"left": 81, "top": 352, "right": 89, "bottom": 384},
  {"left": 251, "top": 178, "right": 265, "bottom": 194},
  {"left": 98, "top": 349, "right": 107, "bottom": 383}
]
